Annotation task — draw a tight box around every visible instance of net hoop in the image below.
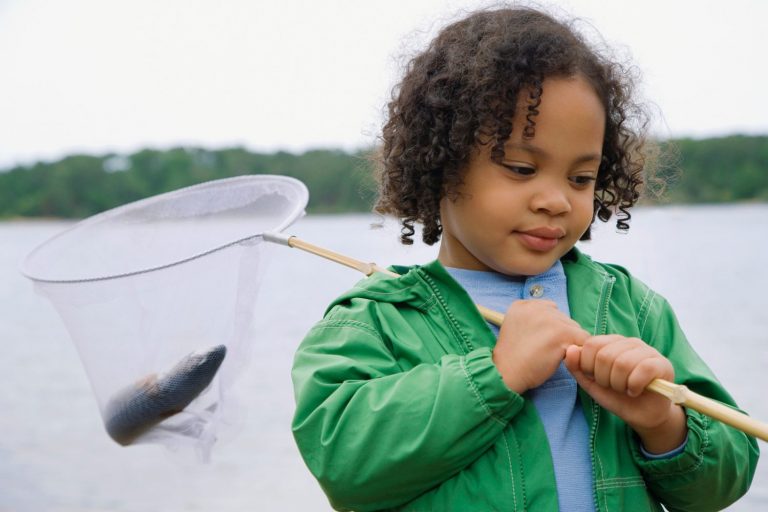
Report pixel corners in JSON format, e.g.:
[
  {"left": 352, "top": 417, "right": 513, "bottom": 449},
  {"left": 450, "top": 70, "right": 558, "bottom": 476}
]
[{"left": 21, "top": 175, "right": 308, "bottom": 284}]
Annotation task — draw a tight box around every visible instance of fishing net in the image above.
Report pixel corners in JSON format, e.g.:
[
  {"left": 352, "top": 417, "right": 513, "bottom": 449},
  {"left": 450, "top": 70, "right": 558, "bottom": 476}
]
[{"left": 22, "top": 175, "right": 308, "bottom": 460}]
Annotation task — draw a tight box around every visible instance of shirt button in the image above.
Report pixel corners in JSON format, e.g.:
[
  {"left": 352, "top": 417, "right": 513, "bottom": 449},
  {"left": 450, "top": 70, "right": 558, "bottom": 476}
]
[{"left": 529, "top": 284, "right": 544, "bottom": 298}]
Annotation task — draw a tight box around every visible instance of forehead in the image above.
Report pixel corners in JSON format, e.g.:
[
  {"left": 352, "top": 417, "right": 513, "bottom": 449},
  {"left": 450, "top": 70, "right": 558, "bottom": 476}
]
[{"left": 506, "top": 75, "right": 605, "bottom": 157}]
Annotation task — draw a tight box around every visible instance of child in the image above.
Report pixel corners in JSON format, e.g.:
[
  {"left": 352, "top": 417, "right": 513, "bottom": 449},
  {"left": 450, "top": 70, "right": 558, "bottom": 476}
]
[{"left": 291, "top": 6, "right": 759, "bottom": 511}]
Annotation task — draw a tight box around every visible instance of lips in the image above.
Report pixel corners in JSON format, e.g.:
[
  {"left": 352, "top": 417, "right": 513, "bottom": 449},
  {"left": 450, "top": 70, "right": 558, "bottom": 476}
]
[{"left": 515, "top": 227, "right": 565, "bottom": 252}]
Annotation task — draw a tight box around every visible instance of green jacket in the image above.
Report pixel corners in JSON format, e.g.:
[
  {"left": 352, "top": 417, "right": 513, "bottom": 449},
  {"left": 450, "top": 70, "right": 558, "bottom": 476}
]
[{"left": 292, "top": 249, "right": 758, "bottom": 511}]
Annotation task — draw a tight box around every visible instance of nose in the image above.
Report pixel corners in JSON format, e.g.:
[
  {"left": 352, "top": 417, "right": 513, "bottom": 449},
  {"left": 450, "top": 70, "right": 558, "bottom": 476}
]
[{"left": 530, "top": 183, "right": 572, "bottom": 216}]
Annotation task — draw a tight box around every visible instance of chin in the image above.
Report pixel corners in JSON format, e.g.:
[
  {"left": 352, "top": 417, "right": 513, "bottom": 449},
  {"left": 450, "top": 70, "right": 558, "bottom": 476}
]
[{"left": 497, "top": 258, "right": 558, "bottom": 277}]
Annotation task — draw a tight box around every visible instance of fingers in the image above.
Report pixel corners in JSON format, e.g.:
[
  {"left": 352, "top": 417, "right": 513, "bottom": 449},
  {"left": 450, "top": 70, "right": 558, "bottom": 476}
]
[
  {"left": 502, "top": 299, "right": 589, "bottom": 349},
  {"left": 626, "top": 357, "right": 672, "bottom": 397},
  {"left": 608, "top": 347, "right": 648, "bottom": 395},
  {"left": 577, "top": 335, "right": 623, "bottom": 377},
  {"left": 570, "top": 335, "right": 674, "bottom": 397},
  {"left": 567, "top": 326, "right": 589, "bottom": 348},
  {"left": 564, "top": 344, "right": 582, "bottom": 374},
  {"left": 495, "top": 300, "right": 590, "bottom": 393},
  {"left": 592, "top": 341, "right": 643, "bottom": 392}
]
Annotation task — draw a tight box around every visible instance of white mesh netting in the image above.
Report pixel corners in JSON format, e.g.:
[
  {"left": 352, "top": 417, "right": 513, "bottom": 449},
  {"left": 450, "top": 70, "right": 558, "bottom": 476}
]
[{"left": 21, "top": 175, "right": 308, "bottom": 460}]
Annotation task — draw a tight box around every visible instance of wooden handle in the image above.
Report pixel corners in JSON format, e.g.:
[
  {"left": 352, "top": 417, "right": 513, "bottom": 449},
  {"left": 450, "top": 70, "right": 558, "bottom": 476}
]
[
  {"left": 283, "top": 235, "right": 768, "bottom": 442},
  {"left": 476, "top": 304, "right": 505, "bottom": 326},
  {"left": 287, "top": 236, "right": 393, "bottom": 277},
  {"left": 647, "top": 380, "right": 768, "bottom": 441}
]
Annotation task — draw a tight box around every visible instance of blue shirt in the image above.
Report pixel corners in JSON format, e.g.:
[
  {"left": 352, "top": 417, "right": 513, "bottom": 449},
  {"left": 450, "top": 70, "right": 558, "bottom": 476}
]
[{"left": 446, "top": 261, "right": 596, "bottom": 511}]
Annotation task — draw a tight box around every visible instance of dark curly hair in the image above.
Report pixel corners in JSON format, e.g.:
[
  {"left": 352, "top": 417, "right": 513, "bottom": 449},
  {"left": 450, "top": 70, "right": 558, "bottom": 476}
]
[{"left": 374, "top": 5, "right": 650, "bottom": 245}]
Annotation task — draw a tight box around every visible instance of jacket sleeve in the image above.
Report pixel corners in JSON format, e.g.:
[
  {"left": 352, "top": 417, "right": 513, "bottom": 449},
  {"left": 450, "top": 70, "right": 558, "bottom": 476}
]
[
  {"left": 631, "top": 291, "right": 759, "bottom": 512},
  {"left": 291, "top": 305, "right": 524, "bottom": 511}
]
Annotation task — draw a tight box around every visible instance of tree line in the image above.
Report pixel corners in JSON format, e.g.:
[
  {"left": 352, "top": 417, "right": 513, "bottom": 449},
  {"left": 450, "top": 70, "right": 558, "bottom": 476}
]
[
  {"left": 0, "top": 135, "right": 766, "bottom": 219},
  {"left": 658, "top": 136, "right": 768, "bottom": 203}
]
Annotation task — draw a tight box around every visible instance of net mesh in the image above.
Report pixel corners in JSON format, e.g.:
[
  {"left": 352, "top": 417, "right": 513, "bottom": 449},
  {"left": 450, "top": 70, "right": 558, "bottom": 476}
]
[{"left": 22, "top": 175, "right": 308, "bottom": 460}]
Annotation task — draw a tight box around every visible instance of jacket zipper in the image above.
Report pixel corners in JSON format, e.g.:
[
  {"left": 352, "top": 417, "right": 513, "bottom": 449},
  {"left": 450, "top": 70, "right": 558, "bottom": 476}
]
[
  {"left": 590, "top": 273, "right": 615, "bottom": 512},
  {"left": 590, "top": 399, "right": 600, "bottom": 512}
]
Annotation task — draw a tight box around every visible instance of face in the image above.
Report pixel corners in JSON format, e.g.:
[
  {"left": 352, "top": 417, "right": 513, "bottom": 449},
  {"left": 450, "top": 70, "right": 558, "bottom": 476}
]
[{"left": 438, "top": 75, "right": 605, "bottom": 276}]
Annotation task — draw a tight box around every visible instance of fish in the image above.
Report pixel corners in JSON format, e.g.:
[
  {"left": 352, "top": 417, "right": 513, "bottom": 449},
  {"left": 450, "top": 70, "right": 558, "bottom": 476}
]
[{"left": 103, "top": 344, "right": 227, "bottom": 446}]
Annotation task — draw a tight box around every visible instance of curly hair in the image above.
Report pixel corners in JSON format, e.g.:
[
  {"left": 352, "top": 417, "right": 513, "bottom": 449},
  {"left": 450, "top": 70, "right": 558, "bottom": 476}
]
[{"left": 374, "top": 5, "right": 650, "bottom": 245}]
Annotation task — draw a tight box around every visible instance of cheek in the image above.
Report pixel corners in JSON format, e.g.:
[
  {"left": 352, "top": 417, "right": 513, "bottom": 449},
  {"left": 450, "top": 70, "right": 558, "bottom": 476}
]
[{"left": 573, "top": 194, "right": 596, "bottom": 229}]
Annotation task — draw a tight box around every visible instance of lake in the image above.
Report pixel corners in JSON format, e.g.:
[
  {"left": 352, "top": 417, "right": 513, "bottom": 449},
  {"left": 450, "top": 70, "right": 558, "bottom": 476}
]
[{"left": 1, "top": 206, "right": 767, "bottom": 511}]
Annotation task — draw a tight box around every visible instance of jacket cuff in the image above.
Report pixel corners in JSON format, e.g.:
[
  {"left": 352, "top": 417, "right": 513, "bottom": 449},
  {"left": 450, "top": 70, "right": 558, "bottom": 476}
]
[
  {"left": 630, "top": 407, "right": 710, "bottom": 478},
  {"left": 461, "top": 347, "right": 524, "bottom": 424}
]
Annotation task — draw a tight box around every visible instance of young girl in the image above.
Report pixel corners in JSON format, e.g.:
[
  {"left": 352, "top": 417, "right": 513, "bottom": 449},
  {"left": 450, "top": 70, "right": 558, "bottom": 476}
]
[{"left": 291, "top": 6, "right": 758, "bottom": 511}]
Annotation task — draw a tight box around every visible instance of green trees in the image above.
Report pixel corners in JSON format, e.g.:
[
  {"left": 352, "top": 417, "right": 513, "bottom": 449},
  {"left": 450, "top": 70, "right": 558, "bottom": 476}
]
[
  {"left": 0, "top": 136, "right": 765, "bottom": 219},
  {"left": 661, "top": 136, "right": 768, "bottom": 203},
  {"left": 0, "top": 147, "right": 376, "bottom": 218}
]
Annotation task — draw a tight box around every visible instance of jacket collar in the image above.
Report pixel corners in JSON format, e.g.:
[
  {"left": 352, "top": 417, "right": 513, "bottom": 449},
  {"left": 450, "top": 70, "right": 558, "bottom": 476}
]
[
  {"left": 417, "top": 247, "right": 613, "bottom": 336},
  {"left": 330, "top": 247, "right": 613, "bottom": 338}
]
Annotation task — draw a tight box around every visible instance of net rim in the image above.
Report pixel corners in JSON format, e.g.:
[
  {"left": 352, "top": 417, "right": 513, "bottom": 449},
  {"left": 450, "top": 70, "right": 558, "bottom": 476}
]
[{"left": 20, "top": 175, "right": 309, "bottom": 284}]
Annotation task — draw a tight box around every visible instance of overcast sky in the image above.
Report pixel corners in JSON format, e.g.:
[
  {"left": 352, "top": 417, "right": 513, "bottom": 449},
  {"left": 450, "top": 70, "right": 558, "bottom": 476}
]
[{"left": 0, "top": 0, "right": 766, "bottom": 169}]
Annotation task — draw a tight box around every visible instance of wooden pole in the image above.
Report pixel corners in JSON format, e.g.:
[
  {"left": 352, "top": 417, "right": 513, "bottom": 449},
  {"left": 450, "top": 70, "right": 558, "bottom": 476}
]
[{"left": 284, "top": 235, "right": 768, "bottom": 442}]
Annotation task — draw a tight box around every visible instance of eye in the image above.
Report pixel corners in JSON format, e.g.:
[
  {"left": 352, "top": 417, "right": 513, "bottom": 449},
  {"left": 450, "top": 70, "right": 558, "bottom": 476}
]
[
  {"left": 501, "top": 163, "right": 536, "bottom": 176},
  {"left": 569, "top": 175, "right": 597, "bottom": 187}
]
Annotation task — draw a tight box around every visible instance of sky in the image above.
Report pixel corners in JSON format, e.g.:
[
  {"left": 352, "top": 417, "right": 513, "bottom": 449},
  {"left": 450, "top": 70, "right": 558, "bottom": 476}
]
[{"left": 0, "top": 0, "right": 766, "bottom": 169}]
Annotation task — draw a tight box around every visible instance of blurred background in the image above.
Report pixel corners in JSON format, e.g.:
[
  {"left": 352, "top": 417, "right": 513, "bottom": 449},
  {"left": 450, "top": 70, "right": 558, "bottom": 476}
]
[{"left": 1, "top": 0, "right": 767, "bottom": 510}]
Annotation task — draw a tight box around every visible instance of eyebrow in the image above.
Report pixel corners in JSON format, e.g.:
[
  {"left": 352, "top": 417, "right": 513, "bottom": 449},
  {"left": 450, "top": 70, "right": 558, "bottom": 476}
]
[{"left": 505, "top": 142, "right": 601, "bottom": 166}]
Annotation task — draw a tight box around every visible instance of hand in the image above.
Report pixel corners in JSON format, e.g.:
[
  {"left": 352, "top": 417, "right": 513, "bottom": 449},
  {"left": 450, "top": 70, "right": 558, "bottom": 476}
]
[
  {"left": 493, "top": 300, "right": 589, "bottom": 394},
  {"left": 564, "top": 335, "right": 688, "bottom": 454}
]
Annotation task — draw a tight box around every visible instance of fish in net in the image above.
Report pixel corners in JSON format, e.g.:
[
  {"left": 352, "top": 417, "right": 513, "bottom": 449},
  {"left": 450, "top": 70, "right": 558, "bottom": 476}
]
[
  {"left": 22, "top": 175, "right": 308, "bottom": 459},
  {"left": 104, "top": 344, "right": 227, "bottom": 446}
]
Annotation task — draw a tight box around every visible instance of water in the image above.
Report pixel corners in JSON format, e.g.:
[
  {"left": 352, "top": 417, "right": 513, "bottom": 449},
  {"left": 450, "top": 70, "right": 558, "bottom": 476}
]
[{"left": 1, "top": 206, "right": 767, "bottom": 511}]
